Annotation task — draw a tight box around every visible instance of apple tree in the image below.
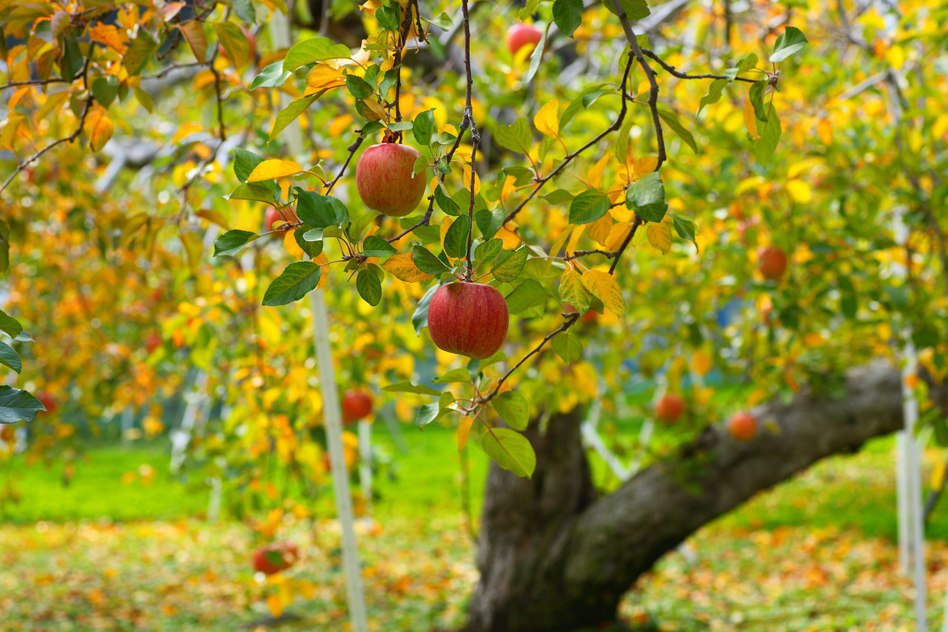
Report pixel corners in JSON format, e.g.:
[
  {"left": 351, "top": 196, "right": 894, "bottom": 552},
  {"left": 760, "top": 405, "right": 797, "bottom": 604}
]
[{"left": 0, "top": 0, "right": 945, "bottom": 629}]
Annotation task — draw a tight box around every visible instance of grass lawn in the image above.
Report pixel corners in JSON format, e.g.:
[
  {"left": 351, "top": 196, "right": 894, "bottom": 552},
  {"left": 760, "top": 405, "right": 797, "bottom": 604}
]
[{"left": 2, "top": 424, "right": 947, "bottom": 630}]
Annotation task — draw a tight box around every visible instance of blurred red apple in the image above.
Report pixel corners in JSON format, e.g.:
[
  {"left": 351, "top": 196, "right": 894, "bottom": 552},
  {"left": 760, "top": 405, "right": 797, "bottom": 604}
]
[
  {"left": 252, "top": 543, "right": 300, "bottom": 575},
  {"left": 356, "top": 143, "right": 427, "bottom": 217},
  {"left": 145, "top": 332, "right": 162, "bottom": 354},
  {"left": 36, "top": 391, "right": 57, "bottom": 414},
  {"left": 757, "top": 246, "right": 787, "bottom": 280},
  {"left": 265, "top": 207, "right": 282, "bottom": 232},
  {"left": 507, "top": 23, "right": 542, "bottom": 56},
  {"left": 655, "top": 394, "right": 684, "bottom": 423},
  {"left": 728, "top": 411, "right": 757, "bottom": 441},
  {"left": 428, "top": 282, "right": 508, "bottom": 359},
  {"left": 342, "top": 390, "right": 373, "bottom": 424}
]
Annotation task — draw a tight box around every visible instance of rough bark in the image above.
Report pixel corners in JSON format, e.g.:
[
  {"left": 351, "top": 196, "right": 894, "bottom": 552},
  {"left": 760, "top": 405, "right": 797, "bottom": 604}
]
[{"left": 464, "top": 361, "right": 918, "bottom": 632}]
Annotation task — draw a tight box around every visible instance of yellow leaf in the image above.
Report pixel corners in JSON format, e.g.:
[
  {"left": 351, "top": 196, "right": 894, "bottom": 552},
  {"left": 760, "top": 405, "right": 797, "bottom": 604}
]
[
  {"left": 785, "top": 179, "right": 812, "bottom": 204},
  {"left": 495, "top": 226, "right": 521, "bottom": 250},
  {"left": 582, "top": 269, "right": 625, "bottom": 316},
  {"left": 560, "top": 268, "right": 593, "bottom": 312},
  {"left": 534, "top": 99, "right": 560, "bottom": 138},
  {"left": 743, "top": 99, "right": 759, "bottom": 140},
  {"left": 305, "top": 65, "right": 346, "bottom": 95},
  {"left": 384, "top": 252, "right": 433, "bottom": 282},
  {"left": 85, "top": 105, "right": 114, "bottom": 152},
  {"left": 586, "top": 213, "right": 613, "bottom": 246},
  {"left": 646, "top": 221, "right": 672, "bottom": 254},
  {"left": 172, "top": 122, "right": 202, "bottom": 145},
  {"left": 247, "top": 159, "right": 304, "bottom": 182},
  {"left": 266, "top": 594, "right": 285, "bottom": 618},
  {"left": 692, "top": 350, "right": 712, "bottom": 376},
  {"left": 457, "top": 416, "right": 474, "bottom": 451},
  {"left": 179, "top": 20, "right": 208, "bottom": 63},
  {"left": 605, "top": 222, "right": 633, "bottom": 251}
]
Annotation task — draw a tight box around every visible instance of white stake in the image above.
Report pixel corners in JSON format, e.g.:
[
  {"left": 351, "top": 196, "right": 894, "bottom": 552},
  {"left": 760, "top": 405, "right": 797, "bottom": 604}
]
[
  {"left": 268, "top": 12, "right": 367, "bottom": 630},
  {"left": 358, "top": 419, "right": 373, "bottom": 516}
]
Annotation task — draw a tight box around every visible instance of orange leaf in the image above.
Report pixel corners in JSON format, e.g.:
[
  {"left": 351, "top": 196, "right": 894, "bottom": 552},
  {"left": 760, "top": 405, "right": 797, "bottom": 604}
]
[
  {"left": 457, "top": 416, "right": 474, "bottom": 451},
  {"left": 85, "top": 105, "right": 114, "bottom": 152}
]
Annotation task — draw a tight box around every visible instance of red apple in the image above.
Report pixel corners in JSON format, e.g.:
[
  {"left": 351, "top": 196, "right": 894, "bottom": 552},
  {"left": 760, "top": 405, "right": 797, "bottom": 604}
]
[
  {"left": 564, "top": 303, "right": 598, "bottom": 324},
  {"left": 36, "top": 391, "right": 57, "bottom": 414},
  {"left": 757, "top": 246, "right": 787, "bottom": 280},
  {"left": 655, "top": 394, "right": 684, "bottom": 423},
  {"left": 342, "top": 390, "right": 373, "bottom": 424},
  {"left": 0, "top": 425, "right": 14, "bottom": 442},
  {"left": 355, "top": 143, "right": 427, "bottom": 217},
  {"left": 507, "top": 23, "right": 543, "bottom": 56},
  {"left": 252, "top": 543, "right": 299, "bottom": 575},
  {"left": 728, "top": 411, "right": 757, "bottom": 441},
  {"left": 145, "top": 332, "right": 162, "bottom": 354},
  {"left": 265, "top": 207, "right": 282, "bottom": 232},
  {"left": 428, "top": 282, "right": 508, "bottom": 359}
]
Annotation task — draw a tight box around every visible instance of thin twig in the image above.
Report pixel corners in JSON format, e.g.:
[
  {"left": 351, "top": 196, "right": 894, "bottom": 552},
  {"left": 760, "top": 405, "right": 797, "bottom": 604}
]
[
  {"left": 324, "top": 136, "right": 365, "bottom": 195},
  {"left": 610, "top": 0, "right": 666, "bottom": 169},
  {"left": 502, "top": 52, "right": 636, "bottom": 227},
  {"left": 641, "top": 48, "right": 757, "bottom": 84},
  {"left": 461, "top": 0, "right": 479, "bottom": 281}
]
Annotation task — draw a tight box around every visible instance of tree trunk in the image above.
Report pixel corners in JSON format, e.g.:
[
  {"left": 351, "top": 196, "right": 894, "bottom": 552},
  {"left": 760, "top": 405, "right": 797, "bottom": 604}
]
[{"left": 464, "top": 361, "right": 916, "bottom": 632}]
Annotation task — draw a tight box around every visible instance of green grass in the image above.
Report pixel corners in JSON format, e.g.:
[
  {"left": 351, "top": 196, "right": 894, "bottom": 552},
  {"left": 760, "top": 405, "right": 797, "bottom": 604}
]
[{"left": 3, "top": 425, "right": 948, "bottom": 545}]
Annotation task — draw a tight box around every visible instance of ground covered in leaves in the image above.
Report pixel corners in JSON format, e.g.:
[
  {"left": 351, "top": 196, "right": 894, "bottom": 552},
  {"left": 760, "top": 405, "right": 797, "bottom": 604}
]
[{"left": 3, "top": 433, "right": 947, "bottom": 630}]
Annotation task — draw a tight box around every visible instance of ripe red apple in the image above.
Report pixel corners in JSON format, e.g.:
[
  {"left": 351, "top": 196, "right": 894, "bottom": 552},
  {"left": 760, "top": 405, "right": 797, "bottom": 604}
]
[
  {"left": 342, "top": 390, "right": 373, "bottom": 424},
  {"left": 252, "top": 543, "right": 299, "bottom": 575},
  {"left": 145, "top": 332, "right": 162, "bottom": 354},
  {"left": 507, "top": 23, "right": 543, "bottom": 56},
  {"left": 428, "top": 282, "right": 509, "bottom": 359},
  {"left": 757, "top": 246, "right": 788, "bottom": 280},
  {"left": 355, "top": 143, "right": 427, "bottom": 217},
  {"left": 36, "top": 391, "right": 57, "bottom": 414},
  {"left": 265, "top": 207, "right": 283, "bottom": 232},
  {"left": 728, "top": 411, "right": 757, "bottom": 441},
  {"left": 0, "top": 425, "right": 14, "bottom": 442},
  {"left": 655, "top": 394, "right": 684, "bottom": 423}
]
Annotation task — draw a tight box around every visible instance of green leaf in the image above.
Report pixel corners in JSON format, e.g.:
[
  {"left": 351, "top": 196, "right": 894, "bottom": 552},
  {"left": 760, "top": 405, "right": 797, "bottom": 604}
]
[
  {"left": 356, "top": 265, "right": 383, "bottom": 306},
  {"left": 493, "top": 118, "right": 533, "bottom": 154},
  {"left": 560, "top": 269, "right": 593, "bottom": 312},
  {"left": 376, "top": 3, "right": 402, "bottom": 30},
  {"left": 569, "top": 191, "right": 611, "bottom": 224},
  {"left": 270, "top": 94, "right": 318, "bottom": 140},
  {"left": 698, "top": 78, "right": 727, "bottom": 114},
  {"left": 295, "top": 227, "right": 323, "bottom": 257},
  {"left": 228, "top": 183, "right": 277, "bottom": 205},
  {"left": 493, "top": 391, "right": 530, "bottom": 431},
  {"left": 123, "top": 30, "right": 157, "bottom": 76},
  {"left": 0, "top": 341, "right": 21, "bottom": 373},
  {"left": 626, "top": 172, "right": 667, "bottom": 222},
  {"left": 603, "top": 0, "right": 650, "bottom": 21},
  {"left": 297, "top": 191, "right": 343, "bottom": 228},
  {"left": 770, "top": 26, "right": 808, "bottom": 63},
  {"left": 505, "top": 280, "right": 548, "bottom": 314},
  {"left": 284, "top": 37, "right": 351, "bottom": 71},
  {"left": 475, "top": 209, "right": 505, "bottom": 240},
  {"left": 474, "top": 239, "right": 503, "bottom": 267},
  {"left": 672, "top": 215, "right": 698, "bottom": 252},
  {"left": 444, "top": 216, "right": 471, "bottom": 259},
  {"left": 251, "top": 61, "right": 292, "bottom": 90},
  {"left": 552, "top": 0, "right": 583, "bottom": 36},
  {"left": 214, "top": 230, "right": 258, "bottom": 257},
  {"left": 435, "top": 186, "right": 460, "bottom": 216},
  {"left": 92, "top": 75, "right": 119, "bottom": 108},
  {"left": 0, "top": 310, "right": 23, "bottom": 339},
  {"left": 753, "top": 110, "right": 782, "bottom": 164},
  {"left": 433, "top": 368, "right": 473, "bottom": 384},
  {"left": 362, "top": 236, "right": 396, "bottom": 258},
  {"left": 387, "top": 121, "right": 413, "bottom": 132},
  {"left": 749, "top": 81, "right": 769, "bottom": 122},
  {"left": 657, "top": 105, "right": 698, "bottom": 153},
  {"left": 262, "top": 262, "right": 322, "bottom": 306},
  {"left": 427, "top": 12, "right": 454, "bottom": 30},
  {"left": 345, "top": 74, "right": 375, "bottom": 99},
  {"left": 551, "top": 330, "right": 583, "bottom": 363},
  {"left": 725, "top": 53, "right": 758, "bottom": 81},
  {"left": 491, "top": 247, "right": 528, "bottom": 282},
  {"left": 413, "top": 246, "right": 450, "bottom": 275},
  {"left": 234, "top": 0, "right": 256, "bottom": 23},
  {"left": 233, "top": 149, "right": 266, "bottom": 183},
  {"left": 0, "top": 386, "right": 44, "bottom": 424},
  {"left": 480, "top": 427, "right": 536, "bottom": 477},
  {"left": 415, "top": 402, "right": 441, "bottom": 428},
  {"left": 523, "top": 27, "right": 548, "bottom": 84},
  {"left": 383, "top": 381, "right": 441, "bottom": 396},
  {"left": 412, "top": 284, "right": 440, "bottom": 334},
  {"left": 413, "top": 109, "right": 435, "bottom": 146}
]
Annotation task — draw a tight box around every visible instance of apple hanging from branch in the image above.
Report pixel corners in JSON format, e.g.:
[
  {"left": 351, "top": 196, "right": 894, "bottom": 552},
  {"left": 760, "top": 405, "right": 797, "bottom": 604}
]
[
  {"left": 655, "top": 394, "right": 685, "bottom": 423},
  {"left": 341, "top": 389, "right": 373, "bottom": 424},
  {"left": 757, "top": 246, "right": 788, "bottom": 280},
  {"left": 355, "top": 143, "right": 427, "bottom": 217},
  {"left": 506, "top": 23, "right": 543, "bottom": 56},
  {"left": 428, "top": 282, "right": 509, "bottom": 359},
  {"left": 728, "top": 411, "right": 758, "bottom": 441}
]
